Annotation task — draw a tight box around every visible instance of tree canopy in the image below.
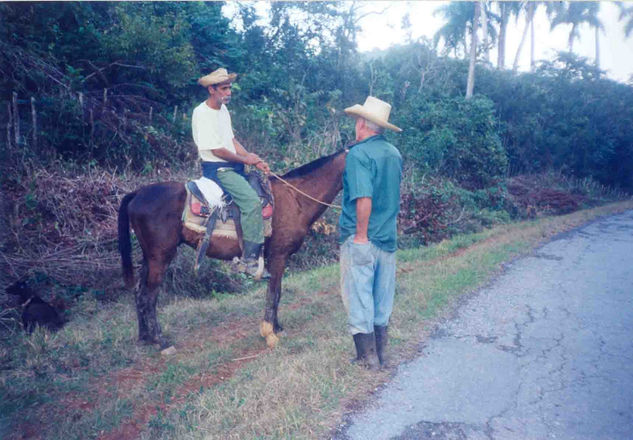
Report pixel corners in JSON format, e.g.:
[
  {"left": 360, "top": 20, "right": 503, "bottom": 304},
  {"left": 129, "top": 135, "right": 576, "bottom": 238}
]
[{"left": 2, "top": 1, "right": 633, "bottom": 191}]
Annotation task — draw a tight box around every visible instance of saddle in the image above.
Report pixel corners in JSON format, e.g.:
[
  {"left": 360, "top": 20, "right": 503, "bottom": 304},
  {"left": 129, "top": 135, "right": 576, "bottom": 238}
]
[{"left": 182, "top": 172, "right": 273, "bottom": 273}]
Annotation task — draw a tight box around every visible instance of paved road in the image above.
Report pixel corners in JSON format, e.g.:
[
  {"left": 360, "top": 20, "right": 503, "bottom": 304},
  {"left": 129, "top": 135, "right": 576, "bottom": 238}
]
[{"left": 337, "top": 210, "right": 633, "bottom": 440}]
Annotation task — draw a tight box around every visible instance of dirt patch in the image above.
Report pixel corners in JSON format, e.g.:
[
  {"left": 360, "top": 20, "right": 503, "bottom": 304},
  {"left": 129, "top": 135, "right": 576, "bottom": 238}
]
[
  {"left": 286, "top": 296, "right": 314, "bottom": 311},
  {"left": 507, "top": 175, "right": 584, "bottom": 216},
  {"left": 207, "top": 317, "right": 260, "bottom": 346},
  {"left": 317, "top": 288, "right": 338, "bottom": 296},
  {"left": 96, "top": 346, "right": 267, "bottom": 440},
  {"left": 398, "top": 234, "right": 503, "bottom": 275}
]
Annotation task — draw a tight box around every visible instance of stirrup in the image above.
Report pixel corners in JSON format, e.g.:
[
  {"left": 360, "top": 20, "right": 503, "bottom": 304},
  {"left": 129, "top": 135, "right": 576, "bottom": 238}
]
[{"left": 232, "top": 257, "right": 270, "bottom": 280}]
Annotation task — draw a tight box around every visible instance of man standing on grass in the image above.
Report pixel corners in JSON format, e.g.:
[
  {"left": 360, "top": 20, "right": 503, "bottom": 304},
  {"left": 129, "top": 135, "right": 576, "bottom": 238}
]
[
  {"left": 339, "top": 96, "right": 403, "bottom": 370},
  {"left": 192, "top": 67, "right": 270, "bottom": 278}
]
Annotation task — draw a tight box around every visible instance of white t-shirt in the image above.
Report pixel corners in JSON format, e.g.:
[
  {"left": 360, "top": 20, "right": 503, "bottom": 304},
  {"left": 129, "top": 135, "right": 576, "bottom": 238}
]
[{"left": 191, "top": 102, "right": 235, "bottom": 162}]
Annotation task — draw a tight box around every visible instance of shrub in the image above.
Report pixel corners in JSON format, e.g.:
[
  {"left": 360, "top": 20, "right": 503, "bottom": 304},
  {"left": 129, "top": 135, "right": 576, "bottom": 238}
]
[{"left": 397, "top": 95, "right": 508, "bottom": 189}]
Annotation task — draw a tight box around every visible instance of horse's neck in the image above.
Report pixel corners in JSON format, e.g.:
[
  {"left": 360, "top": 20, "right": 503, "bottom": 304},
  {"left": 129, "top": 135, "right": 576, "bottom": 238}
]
[
  {"left": 282, "top": 154, "right": 345, "bottom": 227},
  {"left": 291, "top": 154, "right": 344, "bottom": 204}
]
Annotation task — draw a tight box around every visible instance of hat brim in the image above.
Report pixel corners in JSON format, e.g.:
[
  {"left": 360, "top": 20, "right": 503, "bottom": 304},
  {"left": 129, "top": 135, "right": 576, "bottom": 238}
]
[
  {"left": 198, "top": 73, "right": 237, "bottom": 87},
  {"left": 344, "top": 105, "right": 402, "bottom": 132}
]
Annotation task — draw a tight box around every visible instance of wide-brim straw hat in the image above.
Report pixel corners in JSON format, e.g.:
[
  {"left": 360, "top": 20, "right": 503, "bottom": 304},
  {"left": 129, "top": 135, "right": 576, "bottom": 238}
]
[
  {"left": 198, "top": 68, "right": 237, "bottom": 87},
  {"left": 344, "top": 96, "right": 402, "bottom": 133}
]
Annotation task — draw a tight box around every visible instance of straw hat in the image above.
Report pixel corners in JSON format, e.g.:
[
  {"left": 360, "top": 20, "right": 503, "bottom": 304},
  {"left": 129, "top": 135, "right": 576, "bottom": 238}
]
[
  {"left": 344, "top": 96, "right": 402, "bottom": 133},
  {"left": 198, "top": 68, "right": 237, "bottom": 87}
]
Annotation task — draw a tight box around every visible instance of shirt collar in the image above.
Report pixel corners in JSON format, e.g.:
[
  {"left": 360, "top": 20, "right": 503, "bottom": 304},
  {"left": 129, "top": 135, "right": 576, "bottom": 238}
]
[{"left": 349, "top": 134, "right": 384, "bottom": 149}]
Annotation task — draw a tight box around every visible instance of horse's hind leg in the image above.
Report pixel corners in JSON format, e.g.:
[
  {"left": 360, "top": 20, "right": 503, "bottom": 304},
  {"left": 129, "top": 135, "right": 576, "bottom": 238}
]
[
  {"left": 136, "top": 255, "right": 173, "bottom": 347},
  {"left": 136, "top": 261, "right": 151, "bottom": 341}
]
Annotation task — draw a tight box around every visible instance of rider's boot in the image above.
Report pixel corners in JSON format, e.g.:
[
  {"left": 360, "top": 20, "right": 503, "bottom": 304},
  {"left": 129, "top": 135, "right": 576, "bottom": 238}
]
[{"left": 239, "top": 241, "right": 270, "bottom": 280}]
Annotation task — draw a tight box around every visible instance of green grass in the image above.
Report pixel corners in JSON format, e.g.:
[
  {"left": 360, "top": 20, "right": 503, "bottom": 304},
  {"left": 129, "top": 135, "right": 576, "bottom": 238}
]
[{"left": 1, "top": 200, "right": 632, "bottom": 440}]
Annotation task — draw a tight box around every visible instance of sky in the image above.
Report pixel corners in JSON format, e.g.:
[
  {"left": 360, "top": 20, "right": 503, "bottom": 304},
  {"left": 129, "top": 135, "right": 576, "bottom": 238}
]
[
  {"left": 355, "top": 1, "right": 633, "bottom": 83},
  {"left": 224, "top": 1, "right": 633, "bottom": 83}
]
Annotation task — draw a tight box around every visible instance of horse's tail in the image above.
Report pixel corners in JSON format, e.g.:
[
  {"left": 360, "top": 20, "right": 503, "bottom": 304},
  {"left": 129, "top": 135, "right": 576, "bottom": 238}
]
[{"left": 118, "top": 191, "right": 137, "bottom": 289}]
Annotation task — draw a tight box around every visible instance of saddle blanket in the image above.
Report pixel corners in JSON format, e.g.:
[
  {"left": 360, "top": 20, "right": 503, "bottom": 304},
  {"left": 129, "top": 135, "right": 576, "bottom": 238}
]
[
  {"left": 182, "top": 179, "right": 272, "bottom": 239},
  {"left": 193, "top": 177, "right": 224, "bottom": 208}
]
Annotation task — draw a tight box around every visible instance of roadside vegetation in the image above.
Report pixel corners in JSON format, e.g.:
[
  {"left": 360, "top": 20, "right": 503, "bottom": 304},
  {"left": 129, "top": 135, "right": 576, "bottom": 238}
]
[
  {"left": 1, "top": 201, "right": 632, "bottom": 440},
  {"left": 1, "top": 2, "right": 633, "bottom": 438}
]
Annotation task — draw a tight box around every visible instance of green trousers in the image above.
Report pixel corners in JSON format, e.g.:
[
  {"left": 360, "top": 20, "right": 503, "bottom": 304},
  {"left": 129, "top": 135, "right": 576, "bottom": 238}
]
[{"left": 216, "top": 169, "right": 264, "bottom": 244}]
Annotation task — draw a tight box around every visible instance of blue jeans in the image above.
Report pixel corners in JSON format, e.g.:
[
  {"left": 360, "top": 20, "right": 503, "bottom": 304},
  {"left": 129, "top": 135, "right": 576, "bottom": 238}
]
[{"left": 340, "top": 236, "right": 396, "bottom": 335}]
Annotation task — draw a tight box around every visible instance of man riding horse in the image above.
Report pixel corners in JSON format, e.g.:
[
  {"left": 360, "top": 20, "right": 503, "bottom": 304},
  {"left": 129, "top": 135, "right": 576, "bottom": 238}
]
[{"left": 192, "top": 68, "right": 271, "bottom": 278}]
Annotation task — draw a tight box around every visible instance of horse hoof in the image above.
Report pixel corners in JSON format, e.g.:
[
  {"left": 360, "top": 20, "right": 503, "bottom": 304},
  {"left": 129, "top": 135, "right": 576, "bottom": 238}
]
[
  {"left": 260, "top": 321, "right": 274, "bottom": 338},
  {"left": 158, "top": 337, "right": 172, "bottom": 350},
  {"left": 161, "top": 345, "right": 177, "bottom": 356},
  {"left": 265, "top": 332, "right": 279, "bottom": 349}
]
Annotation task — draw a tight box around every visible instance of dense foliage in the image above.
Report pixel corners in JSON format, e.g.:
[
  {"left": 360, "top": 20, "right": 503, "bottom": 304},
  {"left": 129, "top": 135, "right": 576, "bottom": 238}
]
[
  {"left": 2, "top": 2, "right": 633, "bottom": 190},
  {"left": 1, "top": 2, "right": 632, "bottom": 289}
]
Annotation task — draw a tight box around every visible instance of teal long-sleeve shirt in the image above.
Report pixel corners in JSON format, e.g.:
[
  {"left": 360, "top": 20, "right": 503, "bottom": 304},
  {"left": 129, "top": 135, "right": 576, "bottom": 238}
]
[{"left": 338, "top": 134, "right": 403, "bottom": 252}]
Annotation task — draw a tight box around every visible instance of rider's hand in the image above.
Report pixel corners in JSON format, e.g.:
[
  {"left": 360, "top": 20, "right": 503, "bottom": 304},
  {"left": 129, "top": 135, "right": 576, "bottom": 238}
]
[
  {"left": 243, "top": 153, "right": 261, "bottom": 166},
  {"left": 256, "top": 160, "right": 270, "bottom": 175}
]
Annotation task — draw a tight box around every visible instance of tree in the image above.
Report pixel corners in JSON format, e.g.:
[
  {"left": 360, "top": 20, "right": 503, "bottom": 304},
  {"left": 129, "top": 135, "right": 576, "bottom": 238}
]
[
  {"left": 433, "top": 2, "right": 476, "bottom": 59},
  {"left": 433, "top": 2, "right": 482, "bottom": 98},
  {"left": 495, "top": 1, "right": 521, "bottom": 69},
  {"left": 549, "top": 2, "right": 602, "bottom": 55},
  {"left": 481, "top": 1, "right": 489, "bottom": 63},
  {"left": 401, "top": 95, "right": 508, "bottom": 188},
  {"left": 513, "top": 1, "right": 539, "bottom": 71},
  {"left": 466, "top": 2, "right": 481, "bottom": 99},
  {"left": 617, "top": 3, "right": 633, "bottom": 38}
]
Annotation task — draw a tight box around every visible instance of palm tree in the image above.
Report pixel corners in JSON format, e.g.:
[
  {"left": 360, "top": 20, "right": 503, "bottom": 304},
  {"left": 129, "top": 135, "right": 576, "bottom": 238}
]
[
  {"left": 479, "top": 1, "right": 500, "bottom": 65},
  {"left": 481, "top": 1, "right": 489, "bottom": 63},
  {"left": 466, "top": 1, "right": 481, "bottom": 99},
  {"left": 433, "top": 2, "right": 476, "bottom": 59},
  {"left": 513, "top": 1, "right": 538, "bottom": 71},
  {"left": 496, "top": 1, "right": 522, "bottom": 69},
  {"left": 618, "top": 3, "right": 633, "bottom": 38},
  {"left": 434, "top": 2, "right": 489, "bottom": 98},
  {"left": 550, "top": 2, "right": 602, "bottom": 55}
]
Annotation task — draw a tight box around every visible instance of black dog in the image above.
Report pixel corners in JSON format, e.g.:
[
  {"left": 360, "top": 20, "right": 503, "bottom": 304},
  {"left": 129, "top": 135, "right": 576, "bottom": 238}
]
[{"left": 5, "top": 280, "right": 64, "bottom": 333}]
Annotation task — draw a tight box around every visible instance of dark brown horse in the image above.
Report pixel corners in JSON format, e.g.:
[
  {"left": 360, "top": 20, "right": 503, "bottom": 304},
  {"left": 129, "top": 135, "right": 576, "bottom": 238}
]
[{"left": 118, "top": 149, "right": 347, "bottom": 348}]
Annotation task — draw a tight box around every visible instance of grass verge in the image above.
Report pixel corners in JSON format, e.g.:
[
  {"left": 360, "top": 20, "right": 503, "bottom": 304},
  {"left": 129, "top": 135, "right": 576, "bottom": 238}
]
[{"left": 1, "top": 200, "right": 631, "bottom": 440}]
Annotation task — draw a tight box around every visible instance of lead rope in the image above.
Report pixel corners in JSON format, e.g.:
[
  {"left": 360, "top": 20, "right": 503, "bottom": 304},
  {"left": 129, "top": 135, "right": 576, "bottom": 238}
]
[{"left": 269, "top": 172, "right": 342, "bottom": 210}]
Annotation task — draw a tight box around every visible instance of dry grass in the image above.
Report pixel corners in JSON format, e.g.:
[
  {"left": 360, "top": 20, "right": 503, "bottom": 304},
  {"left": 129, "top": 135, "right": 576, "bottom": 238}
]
[
  {"left": 2, "top": 200, "right": 631, "bottom": 440},
  {"left": 0, "top": 163, "right": 199, "bottom": 286}
]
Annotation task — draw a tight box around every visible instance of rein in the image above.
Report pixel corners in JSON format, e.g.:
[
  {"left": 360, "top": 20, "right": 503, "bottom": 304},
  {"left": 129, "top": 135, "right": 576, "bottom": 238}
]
[{"left": 269, "top": 172, "right": 342, "bottom": 210}]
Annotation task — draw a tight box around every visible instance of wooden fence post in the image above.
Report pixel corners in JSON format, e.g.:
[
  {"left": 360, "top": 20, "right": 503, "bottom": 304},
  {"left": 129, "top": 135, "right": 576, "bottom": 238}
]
[
  {"left": 31, "top": 97, "right": 37, "bottom": 148},
  {"left": 172, "top": 105, "right": 178, "bottom": 122},
  {"left": 89, "top": 108, "right": 94, "bottom": 146},
  {"left": 103, "top": 88, "right": 108, "bottom": 105},
  {"left": 149, "top": 106, "right": 153, "bottom": 123},
  {"left": 78, "top": 92, "right": 84, "bottom": 122},
  {"left": 12, "top": 91, "right": 19, "bottom": 145},
  {"left": 6, "top": 102, "right": 12, "bottom": 148}
]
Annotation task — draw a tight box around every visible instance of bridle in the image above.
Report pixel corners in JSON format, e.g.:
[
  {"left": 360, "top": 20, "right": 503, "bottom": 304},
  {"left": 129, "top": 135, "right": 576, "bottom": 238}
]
[{"left": 269, "top": 172, "right": 342, "bottom": 210}]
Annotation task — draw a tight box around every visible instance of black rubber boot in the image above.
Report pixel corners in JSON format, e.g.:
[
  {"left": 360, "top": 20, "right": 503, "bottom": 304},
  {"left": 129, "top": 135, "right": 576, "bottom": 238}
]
[
  {"left": 352, "top": 332, "right": 379, "bottom": 371},
  {"left": 241, "top": 240, "right": 260, "bottom": 261},
  {"left": 239, "top": 241, "right": 269, "bottom": 279},
  {"left": 374, "top": 325, "right": 389, "bottom": 368}
]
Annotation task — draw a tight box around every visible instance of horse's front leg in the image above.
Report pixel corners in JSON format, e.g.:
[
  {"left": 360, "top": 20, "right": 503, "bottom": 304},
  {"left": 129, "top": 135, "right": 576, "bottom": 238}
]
[
  {"left": 272, "top": 282, "right": 284, "bottom": 333},
  {"left": 260, "top": 255, "right": 287, "bottom": 348}
]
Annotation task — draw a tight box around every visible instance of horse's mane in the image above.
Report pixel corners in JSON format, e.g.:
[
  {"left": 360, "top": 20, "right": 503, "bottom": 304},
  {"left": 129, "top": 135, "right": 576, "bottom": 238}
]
[{"left": 281, "top": 149, "right": 347, "bottom": 179}]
